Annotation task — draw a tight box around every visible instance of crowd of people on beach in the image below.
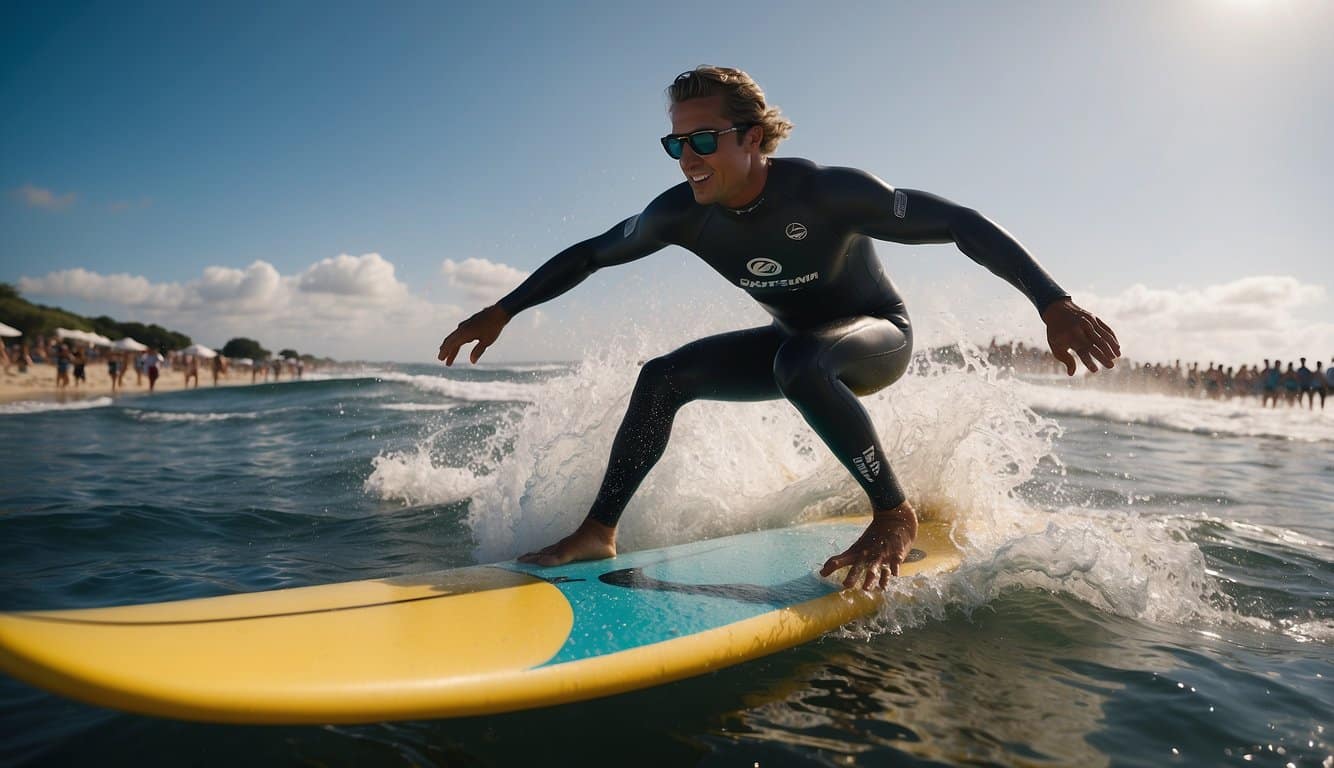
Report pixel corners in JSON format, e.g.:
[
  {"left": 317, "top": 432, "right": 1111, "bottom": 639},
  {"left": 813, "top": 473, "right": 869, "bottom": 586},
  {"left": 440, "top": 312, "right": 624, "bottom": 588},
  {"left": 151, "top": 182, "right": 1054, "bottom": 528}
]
[
  {"left": 988, "top": 339, "right": 1334, "bottom": 409},
  {"left": 1, "top": 335, "right": 307, "bottom": 395}
]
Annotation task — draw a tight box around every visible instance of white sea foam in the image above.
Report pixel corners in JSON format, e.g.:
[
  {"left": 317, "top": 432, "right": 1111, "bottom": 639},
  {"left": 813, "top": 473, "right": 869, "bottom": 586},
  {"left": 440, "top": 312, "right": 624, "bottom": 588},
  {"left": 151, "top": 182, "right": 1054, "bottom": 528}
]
[
  {"left": 365, "top": 434, "right": 483, "bottom": 506},
  {"left": 1013, "top": 380, "right": 1334, "bottom": 442},
  {"left": 377, "top": 403, "right": 461, "bottom": 413},
  {"left": 373, "top": 371, "right": 542, "bottom": 402},
  {"left": 0, "top": 396, "right": 114, "bottom": 415},
  {"left": 364, "top": 315, "right": 1257, "bottom": 635},
  {"left": 125, "top": 409, "right": 261, "bottom": 423}
]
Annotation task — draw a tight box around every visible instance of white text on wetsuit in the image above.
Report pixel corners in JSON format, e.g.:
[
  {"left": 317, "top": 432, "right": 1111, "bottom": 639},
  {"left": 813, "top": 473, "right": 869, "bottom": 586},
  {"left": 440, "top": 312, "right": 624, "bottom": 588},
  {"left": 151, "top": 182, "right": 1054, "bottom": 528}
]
[{"left": 739, "top": 272, "right": 819, "bottom": 289}]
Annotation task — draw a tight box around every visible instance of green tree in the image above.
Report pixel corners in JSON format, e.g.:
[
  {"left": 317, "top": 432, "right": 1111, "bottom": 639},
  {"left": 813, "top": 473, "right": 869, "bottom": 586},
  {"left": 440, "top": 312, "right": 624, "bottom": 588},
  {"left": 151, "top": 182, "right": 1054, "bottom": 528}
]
[
  {"left": 221, "top": 338, "right": 269, "bottom": 360},
  {"left": 278, "top": 348, "right": 299, "bottom": 360}
]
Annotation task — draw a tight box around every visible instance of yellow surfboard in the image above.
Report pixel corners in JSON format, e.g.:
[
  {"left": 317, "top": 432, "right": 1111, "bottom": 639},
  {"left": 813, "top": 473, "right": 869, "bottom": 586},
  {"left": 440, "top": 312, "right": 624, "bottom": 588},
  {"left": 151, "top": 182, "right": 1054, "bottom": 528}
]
[{"left": 0, "top": 517, "right": 960, "bottom": 724}]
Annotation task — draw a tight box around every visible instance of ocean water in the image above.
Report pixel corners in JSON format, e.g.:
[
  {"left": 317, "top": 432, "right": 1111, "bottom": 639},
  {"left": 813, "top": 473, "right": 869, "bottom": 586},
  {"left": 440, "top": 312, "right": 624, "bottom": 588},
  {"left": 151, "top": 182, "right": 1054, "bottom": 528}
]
[{"left": 0, "top": 340, "right": 1331, "bottom": 767}]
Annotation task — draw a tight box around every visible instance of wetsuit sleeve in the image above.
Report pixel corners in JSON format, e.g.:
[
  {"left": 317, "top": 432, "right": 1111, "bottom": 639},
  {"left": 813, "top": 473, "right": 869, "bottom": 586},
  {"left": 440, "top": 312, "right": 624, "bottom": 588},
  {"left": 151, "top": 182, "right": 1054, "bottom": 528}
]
[
  {"left": 496, "top": 193, "right": 679, "bottom": 317},
  {"left": 821, "top": 167, "right": 1070, "bottom": 314}
]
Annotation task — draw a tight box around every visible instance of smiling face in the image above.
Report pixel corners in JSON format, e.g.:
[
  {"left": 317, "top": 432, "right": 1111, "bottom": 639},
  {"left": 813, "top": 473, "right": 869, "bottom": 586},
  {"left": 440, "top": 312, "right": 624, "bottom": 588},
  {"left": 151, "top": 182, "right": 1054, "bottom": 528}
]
[{"left": 668, "top": 94, "right": 767, "bottom": 208}]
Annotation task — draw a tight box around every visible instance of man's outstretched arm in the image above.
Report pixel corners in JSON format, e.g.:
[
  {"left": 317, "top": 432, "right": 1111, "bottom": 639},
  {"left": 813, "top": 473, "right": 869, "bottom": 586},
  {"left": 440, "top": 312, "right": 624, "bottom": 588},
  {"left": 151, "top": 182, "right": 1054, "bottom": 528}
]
[
  {"left": 823, "top": 167, "right": 1121, "bottom": 374},
  {"left": 437, "top": 199, "right": 676, "bottom": 365}
]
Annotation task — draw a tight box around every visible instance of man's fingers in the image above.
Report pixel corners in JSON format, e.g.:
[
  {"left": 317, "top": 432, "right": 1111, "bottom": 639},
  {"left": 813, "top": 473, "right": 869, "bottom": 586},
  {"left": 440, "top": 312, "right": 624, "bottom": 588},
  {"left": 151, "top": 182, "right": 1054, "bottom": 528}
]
[
  {"left": 470, "top": 342, "right": 490, "bottom": 364},
  {"left": 1053, "top": 348, "right": 1077, "bottom": 376},
  {"left": 877, "top": 567, "right": 892, "bottom": 590},
  {"left": 1094, "top": 317, "right": 1121, "bottom": 350},
  {"left": 820, "top": 550, "right": 856, "bottom": 577},
  {"left": 1077, "top": 348, "right": 1099, "bottom": 372},
  {"left": 1091, "top": 342, "right": 1116, "bottom": 369},
  {"left": 861, "top": 561, "right": 881, "bottom": 590}
]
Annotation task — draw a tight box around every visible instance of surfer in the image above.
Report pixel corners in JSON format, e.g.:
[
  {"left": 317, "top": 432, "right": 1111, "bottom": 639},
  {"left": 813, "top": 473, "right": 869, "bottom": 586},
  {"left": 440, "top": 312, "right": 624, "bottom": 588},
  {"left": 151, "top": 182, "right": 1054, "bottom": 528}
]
[{"left": 437, "top": 66, "right": 1121, "bottom": 590}]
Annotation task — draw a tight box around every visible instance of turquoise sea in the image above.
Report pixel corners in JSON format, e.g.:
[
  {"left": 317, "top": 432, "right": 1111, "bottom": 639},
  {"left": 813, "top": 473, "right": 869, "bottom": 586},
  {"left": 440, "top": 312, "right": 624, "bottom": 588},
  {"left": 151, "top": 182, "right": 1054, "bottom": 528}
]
[{"left": 1, "top": 356, "right": 1330, "bottom": 767}]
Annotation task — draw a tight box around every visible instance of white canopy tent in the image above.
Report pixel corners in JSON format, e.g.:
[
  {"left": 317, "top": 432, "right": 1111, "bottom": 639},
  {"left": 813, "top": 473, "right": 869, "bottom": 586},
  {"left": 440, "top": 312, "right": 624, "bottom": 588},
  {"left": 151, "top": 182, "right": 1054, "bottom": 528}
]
[
  {"left": 0, "top": 322, "right": 21, "bottom": 338},
  {"left": 178, "top": 343, "right": 218, "bottom": 359},
  {"left": 112, "top": 337, "right": 149, "bottom": 352},
  {"left": 55, "top": 328, "right": 113, "bottom": 347}
]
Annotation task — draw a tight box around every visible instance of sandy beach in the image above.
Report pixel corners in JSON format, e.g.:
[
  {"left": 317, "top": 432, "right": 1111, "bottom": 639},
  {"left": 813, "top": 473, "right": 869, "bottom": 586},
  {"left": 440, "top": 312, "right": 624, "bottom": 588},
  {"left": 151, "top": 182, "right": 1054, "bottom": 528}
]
[{"left": 0, "top": 361, "right": 280, "bottom": 405}]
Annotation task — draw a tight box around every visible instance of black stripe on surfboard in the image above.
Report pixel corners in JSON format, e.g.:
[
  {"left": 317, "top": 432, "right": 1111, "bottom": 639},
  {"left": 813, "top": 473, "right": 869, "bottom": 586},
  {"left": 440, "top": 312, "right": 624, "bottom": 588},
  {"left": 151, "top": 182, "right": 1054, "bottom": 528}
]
[{"left": 4, "top": 567, "right": 522, "bottom": 627}]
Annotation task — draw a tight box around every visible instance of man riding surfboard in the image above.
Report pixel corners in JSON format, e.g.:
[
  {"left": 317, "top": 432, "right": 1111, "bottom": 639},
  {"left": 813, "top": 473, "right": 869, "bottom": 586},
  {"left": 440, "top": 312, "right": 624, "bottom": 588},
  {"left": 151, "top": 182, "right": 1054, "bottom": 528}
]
[{"left": 438, "top": 66, "right": 1120, "bottom": 590}]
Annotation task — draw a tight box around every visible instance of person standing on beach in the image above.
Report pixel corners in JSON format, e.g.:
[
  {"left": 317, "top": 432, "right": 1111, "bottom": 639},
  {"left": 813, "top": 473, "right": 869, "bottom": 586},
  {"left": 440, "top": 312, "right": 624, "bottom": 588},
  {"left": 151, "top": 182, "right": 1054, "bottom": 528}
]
[
  {"left": 1297, "top": 358, "right": 1314, "bottom": 410},
  {"left": 436, "top": 66, "right": 1121, "bottom": 589},
  {"left": 211, "top": 354, "right": 225, "bottom": 386},
  {"left": 145, "top": 348, "right": 165, "bottom": 393},
  {"left": 72, "top": 346, "right": 87, "bottom": 388},
  {"left": 1263, "top": 361, "right": 1281, "bottom": 408},
  {"left": 1281, "top": 362, "right": 1299, "bottom": 407},
  {"left": 184, "top": 355, "right": 200, "bottom": 389},
  {"left": 55, "top": 344, "right": 71, "bottom": 390},
  {"left": 107, "top": 351, "right": 121, "bottom": 395}
]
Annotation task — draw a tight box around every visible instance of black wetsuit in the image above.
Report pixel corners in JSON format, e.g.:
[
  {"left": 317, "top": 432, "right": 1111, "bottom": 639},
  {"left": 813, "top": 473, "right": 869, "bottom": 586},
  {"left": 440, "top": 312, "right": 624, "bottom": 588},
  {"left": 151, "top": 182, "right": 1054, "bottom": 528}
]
[{"left": 499, "top": 158, "right": 1068, "bottom": 525}]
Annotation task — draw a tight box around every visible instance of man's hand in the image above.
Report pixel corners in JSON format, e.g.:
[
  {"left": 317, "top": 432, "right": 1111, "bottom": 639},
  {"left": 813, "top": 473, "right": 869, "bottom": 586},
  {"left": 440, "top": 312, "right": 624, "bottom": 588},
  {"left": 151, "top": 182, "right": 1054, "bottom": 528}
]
[
  {"left": 1042, "top": 298, "right": 1121, "bottom": 376},
  {"left": 819, "top": 505, "right": 918, "bottom": 591},
  {"left": 437, "top": 305, "right": 510, "bottom": 365}
]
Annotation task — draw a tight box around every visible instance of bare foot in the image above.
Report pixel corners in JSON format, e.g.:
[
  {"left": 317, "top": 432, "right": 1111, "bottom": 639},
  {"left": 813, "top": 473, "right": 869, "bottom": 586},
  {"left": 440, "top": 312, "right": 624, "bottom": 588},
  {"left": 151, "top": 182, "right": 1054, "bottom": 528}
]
[
  {"left": 517, "top": 518, "right": 617, "bottom": 566},
  {"left": 818, "top": 503, "right": 919, "bottom": 590}
]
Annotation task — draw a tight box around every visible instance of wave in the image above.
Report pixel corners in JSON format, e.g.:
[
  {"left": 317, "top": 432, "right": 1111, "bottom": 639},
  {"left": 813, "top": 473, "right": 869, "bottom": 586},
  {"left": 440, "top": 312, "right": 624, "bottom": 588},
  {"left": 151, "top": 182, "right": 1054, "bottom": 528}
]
[
  {"left": 1013, "top": 381, "right": 1334, "bottom": 442},
  {"left": 0, "top": 396, "right": 114, "bottom": 416},
  {"left": 376, "top": 403, "right": 460, "bottom": 413},
  {"left": 124, "top": 409, "right": 261, "bottom": 423},
  {"left": 372, "top": 371, "right": 545, "bottom": 402}
]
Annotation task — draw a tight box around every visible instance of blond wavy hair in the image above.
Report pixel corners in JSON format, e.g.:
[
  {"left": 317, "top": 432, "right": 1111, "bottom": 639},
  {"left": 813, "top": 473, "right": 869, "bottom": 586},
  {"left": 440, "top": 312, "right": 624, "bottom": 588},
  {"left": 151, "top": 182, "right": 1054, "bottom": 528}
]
[{"left": 667, "top": 66, "right": 793, "bottom": 155}]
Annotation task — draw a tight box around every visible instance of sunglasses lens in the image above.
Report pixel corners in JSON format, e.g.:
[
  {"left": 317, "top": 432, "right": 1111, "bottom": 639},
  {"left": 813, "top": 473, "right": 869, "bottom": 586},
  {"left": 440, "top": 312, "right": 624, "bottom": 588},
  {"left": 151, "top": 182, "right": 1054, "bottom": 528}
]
[
  {"left": 691, "top": 132, "right": 718, "bottom": 155},
  {"left": 663, "top": 137, "right": 685, "bottom": 159}
]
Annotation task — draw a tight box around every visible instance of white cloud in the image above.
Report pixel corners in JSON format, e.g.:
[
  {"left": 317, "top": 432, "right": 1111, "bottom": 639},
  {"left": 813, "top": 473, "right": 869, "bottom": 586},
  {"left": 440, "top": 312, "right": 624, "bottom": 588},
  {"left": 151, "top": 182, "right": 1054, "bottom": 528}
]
[
  {"left": 197, "top": 262, "right": 284, "bottom": 308},
  {"left": 300, "top": 253, "right": 407, "bottom": 299},
  {"left": 17, "top": 269, "right": 188, "bottom": 308},
  {"left": 440, "top": 258, "right": 528, "bottom": 306},
  {"left": 18, "top": 255, "right": 462, "bottom": 361},
  {"left": 12, "top": 184, "right": 76, "bottom": 211},
  {"left": 1077, "top": 275, "right": 1333, "bottom": 365}
]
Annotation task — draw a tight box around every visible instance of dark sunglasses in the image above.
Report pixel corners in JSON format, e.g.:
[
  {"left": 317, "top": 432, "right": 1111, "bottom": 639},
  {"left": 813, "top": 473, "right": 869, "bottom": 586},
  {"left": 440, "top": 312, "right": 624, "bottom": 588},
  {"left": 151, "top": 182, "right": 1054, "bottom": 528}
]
[{"left": 660, "top": 125, "right": 751, "bottom": 159}]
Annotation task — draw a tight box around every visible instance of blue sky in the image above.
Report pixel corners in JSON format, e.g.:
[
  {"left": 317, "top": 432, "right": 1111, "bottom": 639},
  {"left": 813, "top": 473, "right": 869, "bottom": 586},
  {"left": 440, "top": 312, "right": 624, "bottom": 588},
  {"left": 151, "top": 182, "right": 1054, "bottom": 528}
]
[{"left": 3, "top": 0, "right": 1332, "bottom": 362}]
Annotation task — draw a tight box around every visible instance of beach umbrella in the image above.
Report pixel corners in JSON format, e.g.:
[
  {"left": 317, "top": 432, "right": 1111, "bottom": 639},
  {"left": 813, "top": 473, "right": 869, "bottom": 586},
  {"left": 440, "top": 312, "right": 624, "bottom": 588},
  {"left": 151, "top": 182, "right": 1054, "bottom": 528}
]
[
  {"left": 55, "top": 328, "right": 87, "bottom": 342},
  {"left": 88, "top": 333, "right": 114, "bottom": 347},
  {"left": 112, "top": 337, "right": 149, "bottom": 352},
  {"left": 178, "top": 343, "right": 218, "bottom": 358},
  {"left": 234, "top": 358, "right": 254, "bottom": 367},
  {"left": 0, "top": 322, "right": 20, "bottom": 338}
]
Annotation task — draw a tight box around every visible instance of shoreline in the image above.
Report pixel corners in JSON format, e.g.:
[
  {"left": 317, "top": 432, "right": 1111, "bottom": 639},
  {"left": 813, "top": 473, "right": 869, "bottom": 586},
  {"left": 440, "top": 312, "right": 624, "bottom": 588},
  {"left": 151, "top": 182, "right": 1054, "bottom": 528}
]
[{"left": 0, "top": 362, "right": 293, "bottom": 405}]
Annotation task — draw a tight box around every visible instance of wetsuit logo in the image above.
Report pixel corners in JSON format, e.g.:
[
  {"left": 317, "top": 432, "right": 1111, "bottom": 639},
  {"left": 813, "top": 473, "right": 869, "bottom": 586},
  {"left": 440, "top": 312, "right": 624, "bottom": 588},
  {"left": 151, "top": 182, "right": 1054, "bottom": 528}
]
[
  {"left": 893, "top": 190, "right": 908, "bottom": 219},
  {"left": 623, "top": 214, "right": 639, "bottom": 238},
  {"left": 746, "top": 258, "right": 782, "bottom": 277},
  {"left": 784, "top": 222, "right": 808, "bottom": 240},
  {"left": 852, "top": 445, "right": 881, "bottom": 483}
]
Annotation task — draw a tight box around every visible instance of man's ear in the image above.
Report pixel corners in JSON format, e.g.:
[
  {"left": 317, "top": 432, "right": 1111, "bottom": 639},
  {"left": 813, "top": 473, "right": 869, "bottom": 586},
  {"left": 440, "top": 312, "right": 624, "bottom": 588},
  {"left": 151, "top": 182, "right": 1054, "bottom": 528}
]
[{"left": 745, "top": 124, "right": 764, "bottom": 152}]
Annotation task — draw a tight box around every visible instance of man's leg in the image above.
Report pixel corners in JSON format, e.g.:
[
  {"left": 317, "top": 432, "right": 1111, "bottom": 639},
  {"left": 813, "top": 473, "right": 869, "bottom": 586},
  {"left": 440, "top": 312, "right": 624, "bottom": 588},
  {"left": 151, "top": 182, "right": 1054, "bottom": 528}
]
[
  {"left": 772, "top": 315, "right": 913, "bottom": 513},
  {"left": 519, "top": 325, "right": 785, "bottom": 565},
  {"left": 772, "top": 315, "right": 917, "bottom": 589}
]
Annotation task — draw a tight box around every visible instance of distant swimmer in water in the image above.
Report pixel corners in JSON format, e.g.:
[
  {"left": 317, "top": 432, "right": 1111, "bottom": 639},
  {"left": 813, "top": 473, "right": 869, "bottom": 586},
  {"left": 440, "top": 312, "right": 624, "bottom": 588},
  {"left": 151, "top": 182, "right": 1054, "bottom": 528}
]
[{"left": 436, "top": 66, "right": 1121, "bottom": 590}]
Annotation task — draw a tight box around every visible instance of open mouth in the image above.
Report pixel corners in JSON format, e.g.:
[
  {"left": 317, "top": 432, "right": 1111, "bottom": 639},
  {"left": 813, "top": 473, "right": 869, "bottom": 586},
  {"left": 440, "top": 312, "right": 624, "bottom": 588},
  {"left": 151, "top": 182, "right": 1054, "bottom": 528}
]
[{"left": 688, "top": 173, "right": 712, "bottom": 184}]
